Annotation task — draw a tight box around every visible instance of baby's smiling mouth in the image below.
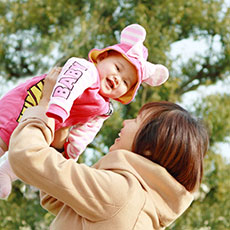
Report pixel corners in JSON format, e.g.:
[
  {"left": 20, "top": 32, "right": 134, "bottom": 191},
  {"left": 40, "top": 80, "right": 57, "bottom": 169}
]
[{"left": 107, "top": 78, "right": 115, "bottom": 89}]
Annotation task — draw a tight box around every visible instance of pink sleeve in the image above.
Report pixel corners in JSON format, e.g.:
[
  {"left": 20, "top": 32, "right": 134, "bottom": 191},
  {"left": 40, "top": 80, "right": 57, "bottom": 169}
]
[
  {"left": 46, "top": 104, "right": 68, "bottom": 123},
  {"left": 46, "top": 57, "right": 98, "bottom": 123},
  {"left": 64, "top": 116, "right": 108, "bottom": 160}
]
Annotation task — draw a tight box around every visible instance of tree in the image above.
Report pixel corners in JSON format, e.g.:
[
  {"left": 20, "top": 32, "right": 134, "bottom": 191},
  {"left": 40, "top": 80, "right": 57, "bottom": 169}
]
[
  {"left": 0, "top": 182, "right": 53, "bottom": 229},
  {"left": 0, "top": 0, "right": 229, "bottom": 229}
]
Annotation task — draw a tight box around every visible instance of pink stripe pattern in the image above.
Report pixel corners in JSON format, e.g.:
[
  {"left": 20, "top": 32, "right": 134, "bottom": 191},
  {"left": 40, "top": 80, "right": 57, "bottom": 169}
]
[{"left": 121, "top": 24, "right": 146, "bottom": 46}]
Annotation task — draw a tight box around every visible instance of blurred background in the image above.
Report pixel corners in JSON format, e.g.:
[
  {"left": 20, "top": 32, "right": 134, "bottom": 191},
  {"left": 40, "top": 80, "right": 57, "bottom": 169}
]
[{"left": 0, "top": 0, "right": 229, "bottom": 229}]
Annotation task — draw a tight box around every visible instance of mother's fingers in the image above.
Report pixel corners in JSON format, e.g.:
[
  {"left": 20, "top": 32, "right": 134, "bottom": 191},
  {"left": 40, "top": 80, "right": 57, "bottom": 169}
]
[
  {"left": 39, "top": 67, "right": 62, "bottom": 107},
  {"left": 45, "top": 67, "right": 62, "bottom": 84}
]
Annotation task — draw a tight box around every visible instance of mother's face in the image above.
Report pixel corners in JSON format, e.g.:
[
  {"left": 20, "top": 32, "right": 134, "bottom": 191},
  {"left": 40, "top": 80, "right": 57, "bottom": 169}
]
[{"left": 109, "top": 112, "right": 144, "bottom": 152}]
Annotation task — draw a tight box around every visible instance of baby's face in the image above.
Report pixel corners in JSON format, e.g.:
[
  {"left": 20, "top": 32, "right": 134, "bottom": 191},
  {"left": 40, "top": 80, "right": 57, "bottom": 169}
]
[{"left": 96, "top": 52, "right": 137, "bottom": 100}]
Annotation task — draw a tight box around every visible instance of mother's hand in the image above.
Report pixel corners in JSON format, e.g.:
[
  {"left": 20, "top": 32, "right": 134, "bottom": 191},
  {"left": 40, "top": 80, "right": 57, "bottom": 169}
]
[
  {"left": 38, "top": 67, "right": 69, "bottom": 151},
  {"left": 39, "top": 67, "right": 62, "bottom": 107}
]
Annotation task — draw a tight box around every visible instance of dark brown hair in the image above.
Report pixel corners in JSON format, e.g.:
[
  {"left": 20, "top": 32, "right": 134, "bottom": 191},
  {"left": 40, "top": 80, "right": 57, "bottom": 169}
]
[{"left": 132, "top": 101, "right": 209, "bottom": 192}]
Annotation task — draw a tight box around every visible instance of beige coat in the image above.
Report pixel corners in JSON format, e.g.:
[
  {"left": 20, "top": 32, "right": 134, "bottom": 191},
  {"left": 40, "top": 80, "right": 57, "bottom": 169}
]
[{"left": 9, "top": 106, "right": 193, "bottom": 230}]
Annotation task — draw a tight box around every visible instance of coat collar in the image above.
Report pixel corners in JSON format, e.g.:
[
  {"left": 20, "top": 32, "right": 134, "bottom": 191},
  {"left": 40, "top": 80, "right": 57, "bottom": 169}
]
[{"left": 94, "top": 149, "right": 194, "bottom": 227}]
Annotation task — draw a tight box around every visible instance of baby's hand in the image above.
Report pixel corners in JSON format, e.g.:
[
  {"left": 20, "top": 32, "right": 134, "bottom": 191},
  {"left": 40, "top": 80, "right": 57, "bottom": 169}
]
[
  {"left": 51, "top": 126, "right": 70, "bottom": 152},
  {"left": 39, "top": 67, "right": 62, "bottom": 107}
]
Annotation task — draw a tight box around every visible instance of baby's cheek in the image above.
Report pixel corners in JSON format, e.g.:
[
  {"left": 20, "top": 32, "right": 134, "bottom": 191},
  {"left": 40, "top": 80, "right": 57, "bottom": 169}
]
[{"left": 120, "top": 85, "right": 129, "bottom": 97}]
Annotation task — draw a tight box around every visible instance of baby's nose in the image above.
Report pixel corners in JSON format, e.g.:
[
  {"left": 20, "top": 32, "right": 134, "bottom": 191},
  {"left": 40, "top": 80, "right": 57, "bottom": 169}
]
[{"left": 114, "top": 75, "right": 121, "bottom": 87}]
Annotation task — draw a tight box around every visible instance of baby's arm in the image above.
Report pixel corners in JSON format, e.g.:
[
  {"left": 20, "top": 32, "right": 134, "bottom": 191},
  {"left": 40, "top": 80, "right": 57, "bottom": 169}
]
[
  {"left": 64, "top": 116, "right": 108, "bottom": 160},
  {"left": 46, "top": 58, "right": 98, "bottom": 123}
]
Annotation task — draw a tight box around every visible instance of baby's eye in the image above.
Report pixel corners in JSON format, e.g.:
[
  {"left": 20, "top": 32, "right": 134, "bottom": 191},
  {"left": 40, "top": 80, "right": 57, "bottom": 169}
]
[
  {"left": 124, "top": 80, "right": 128, "bottom": 86},
  {"left": 115, "top": 65, "right": 120, "bottom": 71}
]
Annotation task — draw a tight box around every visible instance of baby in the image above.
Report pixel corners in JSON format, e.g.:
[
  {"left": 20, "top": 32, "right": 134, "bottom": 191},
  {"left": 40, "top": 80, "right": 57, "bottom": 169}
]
[{"left": 0, "top": 24, "right": 169, "bottom": 198}]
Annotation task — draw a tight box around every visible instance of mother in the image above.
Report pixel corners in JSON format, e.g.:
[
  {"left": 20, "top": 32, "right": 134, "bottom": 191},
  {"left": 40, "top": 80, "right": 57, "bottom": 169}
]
[{"left": 8, "top": 68, "right": 209, "bottom": 229}]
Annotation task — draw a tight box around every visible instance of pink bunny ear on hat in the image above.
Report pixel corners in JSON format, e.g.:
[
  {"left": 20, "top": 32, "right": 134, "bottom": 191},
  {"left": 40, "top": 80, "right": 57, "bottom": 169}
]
[
  {"left": 143, "top": 62, "right": 169, "bottom": 86},
  {"left": 120, "top": 24, "right": 146, "bottom": 46}
]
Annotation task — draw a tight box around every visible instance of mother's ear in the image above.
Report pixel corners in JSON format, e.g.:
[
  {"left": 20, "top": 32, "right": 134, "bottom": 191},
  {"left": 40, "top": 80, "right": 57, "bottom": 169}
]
[{"left": 143, "top": 150, "right": 152, "bottom": 157}]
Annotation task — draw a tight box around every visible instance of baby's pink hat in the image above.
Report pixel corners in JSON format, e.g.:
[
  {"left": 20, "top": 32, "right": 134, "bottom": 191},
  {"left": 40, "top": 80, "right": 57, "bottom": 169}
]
[{"left": 88, "top": 24, "right": 169, "bottom": 104}]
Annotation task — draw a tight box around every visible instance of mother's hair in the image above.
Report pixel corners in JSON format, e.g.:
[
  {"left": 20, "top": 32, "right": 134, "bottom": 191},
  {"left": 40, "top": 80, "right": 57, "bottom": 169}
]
[{"left": 132, "top": 101, "right": 209, "bottom": 192}]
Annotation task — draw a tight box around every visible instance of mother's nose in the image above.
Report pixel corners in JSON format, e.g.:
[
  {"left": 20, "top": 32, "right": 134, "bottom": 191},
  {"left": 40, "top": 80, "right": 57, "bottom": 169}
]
[{"left": 123, "top": 119, "right": 131, "bottom": 126}]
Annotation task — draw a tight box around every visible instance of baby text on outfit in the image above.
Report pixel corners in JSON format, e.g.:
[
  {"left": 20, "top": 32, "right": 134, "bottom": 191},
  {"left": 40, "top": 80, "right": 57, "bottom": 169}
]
[{"left": 52, "top": 61, "right": 88, "bottom": 100}]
